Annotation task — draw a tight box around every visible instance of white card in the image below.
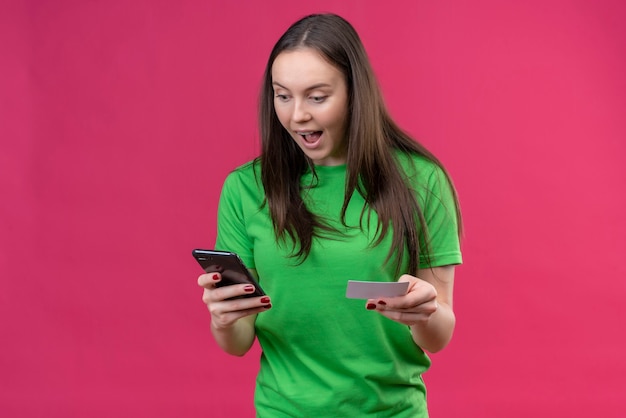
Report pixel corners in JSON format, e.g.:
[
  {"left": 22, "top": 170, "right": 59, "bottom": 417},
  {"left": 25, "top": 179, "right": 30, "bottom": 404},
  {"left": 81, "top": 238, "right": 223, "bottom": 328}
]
[{"left": 345, "top": 280, "right": 409, "bottom": 299}]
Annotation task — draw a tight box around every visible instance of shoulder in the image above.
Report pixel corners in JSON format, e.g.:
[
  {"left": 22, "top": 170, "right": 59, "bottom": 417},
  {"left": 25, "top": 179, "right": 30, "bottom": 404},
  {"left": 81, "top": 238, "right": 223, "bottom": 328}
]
[
  {"left": 227, "top": 159, "right": 261, "bottom": 179},
  {"left": 223, "top": 159, "right": 263, "bottom": 190},
  {"left": 393, "top": 149, "right": 446, "bottom": 186},
  {"left": 218, "top": 159, "right": 267, "bottom": 213}
]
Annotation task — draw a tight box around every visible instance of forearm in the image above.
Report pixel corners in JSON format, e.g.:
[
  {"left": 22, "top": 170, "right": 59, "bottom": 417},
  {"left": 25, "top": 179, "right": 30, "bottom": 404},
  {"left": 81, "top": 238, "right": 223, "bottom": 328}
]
[
  {"left": 211, "top": 315, "right": 257, "bottom": 357},
  {"left": 410, "top": 301, "right": 456, "bottom": 353}
]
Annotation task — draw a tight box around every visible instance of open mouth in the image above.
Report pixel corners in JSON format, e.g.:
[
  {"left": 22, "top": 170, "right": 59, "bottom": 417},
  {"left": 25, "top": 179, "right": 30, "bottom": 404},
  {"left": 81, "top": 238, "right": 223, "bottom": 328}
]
[{"left": 299, "top": 131, "right": 323, "bottom": 144}]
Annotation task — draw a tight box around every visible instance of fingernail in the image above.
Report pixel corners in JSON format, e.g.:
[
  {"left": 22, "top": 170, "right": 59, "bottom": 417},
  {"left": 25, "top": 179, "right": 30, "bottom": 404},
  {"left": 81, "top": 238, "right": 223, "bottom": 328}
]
[
  {"left": 244, "top": 285, "right": 254, "bottom": 292},
  {"left": 263, "top": 304, "right": 272, "bottom": 309},
  {"left": 377, "top": 300, "right": 387, "bottom": 305},
  {"left": 260, "top": 297, "right": 270, "bottom": 303},
  {"left": 366, "top": 303, "right": 376, "bottom": 310},
  {"left": 212, "top": 274, "right": 220, "bottom": 281}
]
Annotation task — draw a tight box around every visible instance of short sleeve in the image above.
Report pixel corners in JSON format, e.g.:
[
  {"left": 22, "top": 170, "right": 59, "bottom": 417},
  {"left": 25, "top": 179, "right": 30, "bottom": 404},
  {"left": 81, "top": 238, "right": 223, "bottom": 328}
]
[
  {"left": 417, "top": 164, "right": 462, "bottom": 268},
  {"left": 395, "top": 152, "right": 462, "bottom": 269},
  {"left": 214, "top": 167, "right": 256, "bottom": 268}
]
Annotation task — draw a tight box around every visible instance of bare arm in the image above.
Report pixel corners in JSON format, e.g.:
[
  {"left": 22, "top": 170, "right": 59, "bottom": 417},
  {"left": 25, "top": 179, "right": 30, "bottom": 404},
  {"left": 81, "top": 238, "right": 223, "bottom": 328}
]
[
  {"left": 198, "top": 269, "right": 270, "bottom": 356},
  {"left": 210, "top": 313, "right": 257, "bottom": 357},
  {"left": 409, "top": 266, "right": 455, "bottom": 352}
]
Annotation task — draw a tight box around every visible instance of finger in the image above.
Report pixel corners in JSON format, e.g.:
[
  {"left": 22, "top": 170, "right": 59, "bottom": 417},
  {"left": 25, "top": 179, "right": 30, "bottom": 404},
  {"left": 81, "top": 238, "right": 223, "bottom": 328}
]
[
  {"left": 382, "top": 297, "right": 434, "bottom": 311},
  {"left": 376, "top": 310, "right": 431, "bottom": 325},
  {"left": 369, "top": 296, "right": 438, "bottom": 314},
  {"left": 211, "top": 304, "right": 271, "bottom": 328},
  {"left": 210, "top": 294, "right": 271, "bottom": 313},
  {"left": 397, "top": 274, "right": 416, "bottom": 283},
  {"left": 386, "top": 283, "right": 437, "bottom": 310},
  {"left": 209, "top": 296, "right": 272, "bottom": 327},
  {"left": 198, "top": 272, "right": 221, "bottom": 287},
  {"left": 375, "top": 299, "right": 439, "bottom": 325},
  {"left": 210, "top": 283, "right": 260, "bottom": 301}
]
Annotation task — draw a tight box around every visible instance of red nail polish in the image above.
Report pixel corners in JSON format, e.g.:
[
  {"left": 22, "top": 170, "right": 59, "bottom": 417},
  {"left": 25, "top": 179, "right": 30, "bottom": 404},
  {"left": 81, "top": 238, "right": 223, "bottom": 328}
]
[
  {"left": 244, "top": 285, "right": 254, "bottom": 292},
  {"left": 212, "top": 274, "right": 220, "bottom": 281},
  {"left": 263, "top": 304, "right": 272, "bottom": 309},
  {"left": 366, "top": 303, "right": 376, "bottom": 310},
  {"left": 260, "top": 297, "right": 270, "bottom": 304},
  {"left": 377, "top": 300, "right": 387, "bottom": 305}
]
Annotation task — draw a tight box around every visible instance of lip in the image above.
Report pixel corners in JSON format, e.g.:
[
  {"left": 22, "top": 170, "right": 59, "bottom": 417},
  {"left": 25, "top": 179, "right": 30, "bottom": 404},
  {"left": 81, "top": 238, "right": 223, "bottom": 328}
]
[{"left": 294, "top": 130, "right": 323, "bottom": 149}]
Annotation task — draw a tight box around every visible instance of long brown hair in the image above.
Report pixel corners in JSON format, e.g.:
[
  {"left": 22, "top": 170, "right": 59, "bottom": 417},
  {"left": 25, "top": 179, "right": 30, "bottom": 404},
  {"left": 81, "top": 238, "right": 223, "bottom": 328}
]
[{"left": 258, "top": 13, "right": 462, "bottom": 274}]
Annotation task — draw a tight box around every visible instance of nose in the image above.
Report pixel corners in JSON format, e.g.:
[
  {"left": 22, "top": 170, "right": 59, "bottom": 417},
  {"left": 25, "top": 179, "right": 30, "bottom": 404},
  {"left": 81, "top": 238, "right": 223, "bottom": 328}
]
[{"left": 292, "top": 99, "right": 311, "bottom": 123}]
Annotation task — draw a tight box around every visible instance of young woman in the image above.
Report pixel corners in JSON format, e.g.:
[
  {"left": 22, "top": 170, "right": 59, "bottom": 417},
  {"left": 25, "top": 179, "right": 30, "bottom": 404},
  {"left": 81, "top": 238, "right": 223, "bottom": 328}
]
[{"left": 198, "top": 13, "right": 462, "bottom": 417}]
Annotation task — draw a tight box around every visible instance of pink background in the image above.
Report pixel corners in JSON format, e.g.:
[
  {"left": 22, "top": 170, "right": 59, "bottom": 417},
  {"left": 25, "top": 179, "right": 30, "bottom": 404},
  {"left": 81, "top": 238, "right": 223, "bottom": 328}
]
[{"left": 1, "top": 0, "right": 625, "bottom": 416}]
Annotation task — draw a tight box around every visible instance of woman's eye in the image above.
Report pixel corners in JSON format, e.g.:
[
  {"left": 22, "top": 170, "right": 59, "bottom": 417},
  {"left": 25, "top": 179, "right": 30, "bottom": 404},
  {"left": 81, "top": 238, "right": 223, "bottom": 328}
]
[
  {"left": 310, "top": 96, "right": 326, "bottom": 103},
  {"left": 275, "top": 94, "right": 289, "bottom": 102}
]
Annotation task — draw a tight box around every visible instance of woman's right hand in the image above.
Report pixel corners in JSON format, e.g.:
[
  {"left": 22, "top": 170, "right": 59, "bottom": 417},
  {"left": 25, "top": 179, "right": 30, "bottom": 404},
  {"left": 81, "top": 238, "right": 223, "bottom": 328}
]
[{"left": 197, "top": 271, "right": 272, "bottom": 330}]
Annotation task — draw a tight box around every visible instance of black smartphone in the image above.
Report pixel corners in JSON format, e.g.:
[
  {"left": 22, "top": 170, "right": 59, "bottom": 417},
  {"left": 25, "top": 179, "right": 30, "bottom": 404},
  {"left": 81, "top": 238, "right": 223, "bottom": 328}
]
[{"left": 192, "top": 249, "right": 265, "bottom": 298}]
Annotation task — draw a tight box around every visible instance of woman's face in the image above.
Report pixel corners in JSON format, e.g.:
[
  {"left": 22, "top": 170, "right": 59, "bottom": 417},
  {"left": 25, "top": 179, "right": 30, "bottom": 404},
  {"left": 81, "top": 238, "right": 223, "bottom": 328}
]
[{"left": 271, "top": 48, "right": 349, "bottom": 166}]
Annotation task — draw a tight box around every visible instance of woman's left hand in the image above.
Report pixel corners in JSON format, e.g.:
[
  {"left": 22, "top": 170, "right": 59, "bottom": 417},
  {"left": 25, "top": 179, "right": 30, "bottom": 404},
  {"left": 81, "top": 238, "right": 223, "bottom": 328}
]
[
  {"left": 366, "top": 274, "right": 438, "bottom": 326},
  {"left": 366, "top": 266, "right": 456, "bottom": 352}
]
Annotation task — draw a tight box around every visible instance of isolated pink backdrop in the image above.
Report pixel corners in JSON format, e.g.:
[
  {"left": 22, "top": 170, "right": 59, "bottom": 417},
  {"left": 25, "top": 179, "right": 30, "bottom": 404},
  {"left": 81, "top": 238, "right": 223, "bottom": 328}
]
[{"left": 1, "top": 0, "right": 625, "bottom": 417}]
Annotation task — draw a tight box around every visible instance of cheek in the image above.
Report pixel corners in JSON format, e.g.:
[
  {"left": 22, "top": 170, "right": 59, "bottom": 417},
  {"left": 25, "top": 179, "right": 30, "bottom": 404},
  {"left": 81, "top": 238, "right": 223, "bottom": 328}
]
[
  {"left": 274, "top": 105, "right": 290, "bottom": 128},
  {"left": 329, "top": 108, "right": 349, "bottom": 134}
]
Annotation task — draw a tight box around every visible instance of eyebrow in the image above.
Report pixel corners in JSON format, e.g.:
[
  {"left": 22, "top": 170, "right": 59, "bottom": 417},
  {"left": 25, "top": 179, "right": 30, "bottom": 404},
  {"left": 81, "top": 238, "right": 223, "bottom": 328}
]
[{"left": 272, "top": 81, "right": 333, "bottom": 91}]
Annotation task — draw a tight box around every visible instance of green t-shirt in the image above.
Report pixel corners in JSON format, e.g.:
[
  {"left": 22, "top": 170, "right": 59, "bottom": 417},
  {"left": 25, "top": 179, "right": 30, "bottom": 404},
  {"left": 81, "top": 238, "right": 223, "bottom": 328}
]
[{"left": 215, "top": 152, "right": 462, "bottom": 417}]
